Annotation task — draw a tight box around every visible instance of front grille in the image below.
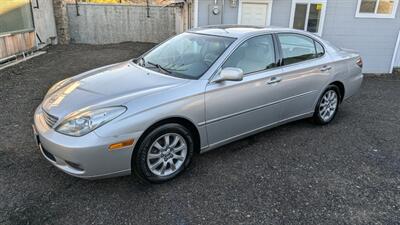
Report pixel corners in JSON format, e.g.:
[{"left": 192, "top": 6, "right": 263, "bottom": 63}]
[{"left": 42, "top": 109, "right": 58, "bottom": 128}]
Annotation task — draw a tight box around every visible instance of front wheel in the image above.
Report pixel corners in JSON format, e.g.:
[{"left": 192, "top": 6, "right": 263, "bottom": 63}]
[
  {"left": 132, "top": 123, "right": 194, "bottom": 183},
  {"left": 313, "top": 85, "right": 340, "bottom": 125}
]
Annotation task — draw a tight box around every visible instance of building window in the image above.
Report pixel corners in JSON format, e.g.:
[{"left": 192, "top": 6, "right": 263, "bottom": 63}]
[
  {"left": 356, "top": 0, "right": 399, "bottom": 18},
  {"left": 0, "top": 0, "right": 34, "bottom": 35},
  {"left": 289, "top": 0, "right": 327, "bottom": 36}
]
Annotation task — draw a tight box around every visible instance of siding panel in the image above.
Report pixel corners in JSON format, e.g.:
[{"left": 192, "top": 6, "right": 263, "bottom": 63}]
[
  {"left": 197, "top": 0, "right": 238, "bottom": 26},
  {"left": 322, "top": 0, "right": 400, "bottom": 73},
  {"left": 270, "top": 0, "right": 292, "bottom": 27}
]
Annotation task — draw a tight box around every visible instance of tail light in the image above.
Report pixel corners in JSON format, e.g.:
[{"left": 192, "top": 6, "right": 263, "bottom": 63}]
[{"left": 356, "top": 57, "right": 363, "bottom": 68}]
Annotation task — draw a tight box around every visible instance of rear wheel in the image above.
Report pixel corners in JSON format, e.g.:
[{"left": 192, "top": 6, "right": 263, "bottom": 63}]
[
  {"left": 313, "top": 85, "right": 340, "bottom": 125},
  {"left": 132, "top": 123, "right": 194, "bottom": 183}
]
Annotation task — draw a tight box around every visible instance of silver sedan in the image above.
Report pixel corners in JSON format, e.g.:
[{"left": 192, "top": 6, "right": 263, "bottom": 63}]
[{"left": 33, "top": 25, "right": 363, "bottom": 182}]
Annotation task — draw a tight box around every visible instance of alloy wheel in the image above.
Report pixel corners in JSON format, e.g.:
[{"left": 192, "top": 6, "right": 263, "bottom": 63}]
[
  {"left": 146, "top": 133, "right": 188, "bottom": 176},
  {"left": 319, "top": 90, "right": 338, "bottom": 122}
]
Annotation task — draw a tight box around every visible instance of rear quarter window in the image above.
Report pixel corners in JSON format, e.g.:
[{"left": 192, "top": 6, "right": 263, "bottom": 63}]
[{"left": 315, "top": 41, "right": 325, "bottom": 57}]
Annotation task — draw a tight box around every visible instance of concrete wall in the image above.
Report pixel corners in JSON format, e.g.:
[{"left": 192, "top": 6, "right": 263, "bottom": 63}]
[
  {"left": 32, "top": 0, "right": 57, "bottom": 45},
  {"left": 67, "top": 3, "right": 179, "bottom": 44}
]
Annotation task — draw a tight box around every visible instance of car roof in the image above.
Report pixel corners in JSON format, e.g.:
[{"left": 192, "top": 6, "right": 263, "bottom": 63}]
[{"left": 189, "top": 25, "right": 295, "bottom": 38}]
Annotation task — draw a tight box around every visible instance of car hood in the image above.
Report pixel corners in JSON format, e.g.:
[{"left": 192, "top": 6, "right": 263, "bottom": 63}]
[{"left": 42, "top": 61, "right": 189, "bottom": 119}]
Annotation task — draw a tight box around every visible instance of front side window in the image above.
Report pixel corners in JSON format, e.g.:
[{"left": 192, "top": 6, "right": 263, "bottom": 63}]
[
  {"left": 290, "top": 0, "right": 327, "bottom": 36},
  {"left": 222, "top": 35, "right": 276, "bottom": 74},
  {"left": 139, "top": 33, "right": 235, "bottom": 79},
  {"left": 356, "top": 0, "right": 399, "bottom": 18},
  {"left": 278, "top": 33, "right": 324, "bottom": 65}
]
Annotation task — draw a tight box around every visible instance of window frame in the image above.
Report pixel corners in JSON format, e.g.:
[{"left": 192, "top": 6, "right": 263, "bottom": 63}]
[
  {"left": 217, "top": 33, "right": 280, "bottom": 77},
  {"left": 275, "top": 32, "right": 326, "bottom": 67},
  {"left": 355, "top": 0, "right": 399, "bottom": 19},
  {"left": 314, "top": 40, "right": 325, "bottom": 57},
  {"left": 289, "top": 0, "right": 328, "bottom": 36}
]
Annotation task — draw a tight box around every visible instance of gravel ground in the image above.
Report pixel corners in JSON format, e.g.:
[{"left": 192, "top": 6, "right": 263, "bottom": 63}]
[{"left": 1, "top": 43, "right": 400, "bottom": 225}]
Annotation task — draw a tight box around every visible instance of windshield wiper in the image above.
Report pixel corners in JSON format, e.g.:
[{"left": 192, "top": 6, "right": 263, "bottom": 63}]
[{"left": 147, "top": 61, "right": 171, "bottom": 74}]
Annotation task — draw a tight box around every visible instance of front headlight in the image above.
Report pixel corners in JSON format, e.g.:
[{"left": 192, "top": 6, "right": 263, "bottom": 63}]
[{"left": 56, "top": 106, "right": 127, "bottom": 137}]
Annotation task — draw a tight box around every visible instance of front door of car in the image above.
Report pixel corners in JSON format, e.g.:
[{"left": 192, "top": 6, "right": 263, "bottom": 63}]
[
  {"left": 274, "top": 33, "right": 332, "bottom": 120},
  {"left": 204, "top": 34, "right": 285, "bottom": 146}
]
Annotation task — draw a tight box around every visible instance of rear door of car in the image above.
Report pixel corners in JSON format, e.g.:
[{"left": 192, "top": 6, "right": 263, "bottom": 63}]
[
  {"left": 273, "top": 32, "right": 333, "bottom": 120},
  {"left": 204, "top": 34, "right": 286, "bottom": 146}
]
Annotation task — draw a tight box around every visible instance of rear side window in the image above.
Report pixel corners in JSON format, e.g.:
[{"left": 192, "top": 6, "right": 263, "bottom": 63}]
[
  {"left": 277, "top": 33, "right": 324, "bottom": 65},
  {"left": 223, "top": 35, "right": 276, "bottom": 74}
]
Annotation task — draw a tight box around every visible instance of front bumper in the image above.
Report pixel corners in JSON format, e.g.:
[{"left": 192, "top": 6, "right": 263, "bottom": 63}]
[{"left": 33, "top": 106, "right": 141, "bottom": 179}]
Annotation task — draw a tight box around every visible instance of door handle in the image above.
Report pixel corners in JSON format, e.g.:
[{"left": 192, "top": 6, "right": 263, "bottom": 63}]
[
  {"left": 267, "top": 77, "right": 282, "bottom": 85},
  {"left": 320, "top": 65, "right": 332, "bottom": 72}
]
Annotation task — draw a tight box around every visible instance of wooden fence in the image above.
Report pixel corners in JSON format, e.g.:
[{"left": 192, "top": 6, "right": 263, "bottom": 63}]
[{"left": 0, "top": 31, "right": 36, "bottom": 60}]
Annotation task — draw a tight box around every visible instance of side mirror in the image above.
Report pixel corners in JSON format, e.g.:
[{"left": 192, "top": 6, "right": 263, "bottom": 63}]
[{"left": 213, "top": 67, "right": 244, "bottom": 83}]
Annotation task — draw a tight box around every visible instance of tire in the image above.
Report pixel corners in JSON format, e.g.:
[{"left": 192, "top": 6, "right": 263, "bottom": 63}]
[
  {"left": 132, "top": 123, "right": 194, "bottom": 183},
  {"left": 313, "top": 85, "right": 341, "bottom": 125}
]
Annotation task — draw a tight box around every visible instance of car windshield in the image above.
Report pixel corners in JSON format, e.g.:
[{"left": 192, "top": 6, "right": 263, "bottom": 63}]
[{"left": 137, "top": 33, "right": 236, "bottom": 79}]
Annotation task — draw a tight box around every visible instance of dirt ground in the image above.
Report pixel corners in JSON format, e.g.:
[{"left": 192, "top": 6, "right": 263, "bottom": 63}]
[{"left": 1, "top": 43, "right": 400, "bottom": 225}]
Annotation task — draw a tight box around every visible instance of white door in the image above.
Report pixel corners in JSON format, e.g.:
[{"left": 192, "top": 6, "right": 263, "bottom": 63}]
[{"left": 239, "top": 0, "right": 272, "bottom": 26}]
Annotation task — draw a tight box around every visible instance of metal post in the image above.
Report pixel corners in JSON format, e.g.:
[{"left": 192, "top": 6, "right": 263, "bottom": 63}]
[
  {"left": 36, "top": 33, "right": 44, "bottom": 44},
  {"left": 146, "top": 0, "right": 150, "bottom": 18},
  {"left": 33, "top": 0, "right": 39, "bottom": 8},
  {"left": 28, "top": 0, "right": 38, "bottom": 48},
  {"left": 75, "top": 0, "right": 80, "bottom": 16}
]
